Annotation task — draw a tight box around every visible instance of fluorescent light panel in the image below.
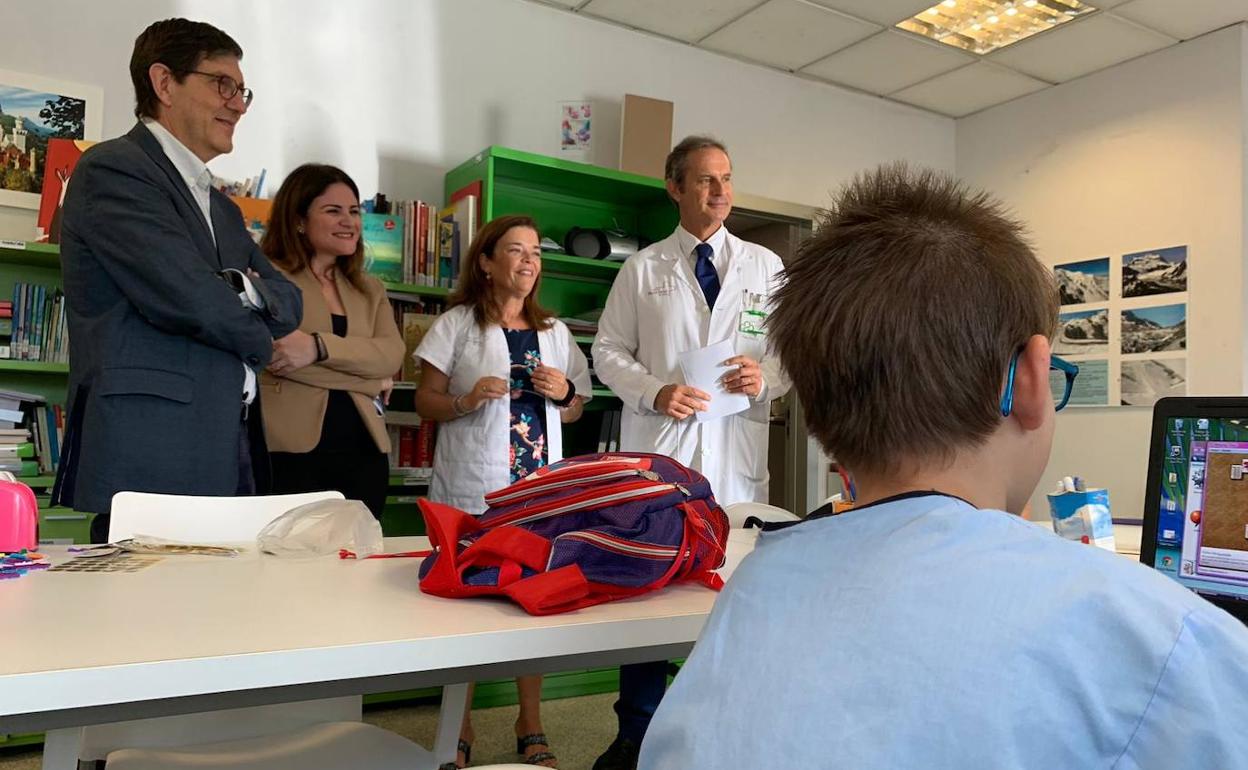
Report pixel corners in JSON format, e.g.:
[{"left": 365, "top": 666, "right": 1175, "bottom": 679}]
[{"left": 897, "top": 0, "right": 1096, "bottom": 55}]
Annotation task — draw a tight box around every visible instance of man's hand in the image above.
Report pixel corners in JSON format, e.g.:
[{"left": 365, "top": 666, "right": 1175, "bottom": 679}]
[
  {"left": 380, "top": 376, "right": 394, "bottom": 406},
  {"left": 722, "top": 355, "right": 763, "bottom": 399},
  {"left": 268, "top": 330, "right": 318, "bottom": 377},
  {"left": 655, "top": 384, "right": 711, "bottom": 420}
]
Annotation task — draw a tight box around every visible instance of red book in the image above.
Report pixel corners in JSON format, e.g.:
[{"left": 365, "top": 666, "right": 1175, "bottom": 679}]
[
  {"left": 399, "top": 426, "right": 415, "bottom": 468},
  {"left": 416, "top": 202, "right": 428, "bottom": 279}
]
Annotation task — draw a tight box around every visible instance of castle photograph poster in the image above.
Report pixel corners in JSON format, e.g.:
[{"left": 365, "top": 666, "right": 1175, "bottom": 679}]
[{"left": 0, "top": 69, "right": 103, "bottom": 209}]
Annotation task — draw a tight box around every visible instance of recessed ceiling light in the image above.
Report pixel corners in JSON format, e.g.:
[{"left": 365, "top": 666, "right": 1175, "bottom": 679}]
[{"left": 897, "top": 0, "right": 1096, "bottom": 55}]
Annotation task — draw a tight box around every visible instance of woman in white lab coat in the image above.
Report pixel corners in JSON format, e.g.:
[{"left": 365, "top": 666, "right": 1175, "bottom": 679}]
[{"left": 415, "top": 213, "right": 590, "bottom": 769}]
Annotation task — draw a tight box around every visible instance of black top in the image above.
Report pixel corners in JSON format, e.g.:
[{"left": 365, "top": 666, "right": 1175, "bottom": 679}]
[{"left": 315, "top": 314, "right": 377, "bottom": 454}]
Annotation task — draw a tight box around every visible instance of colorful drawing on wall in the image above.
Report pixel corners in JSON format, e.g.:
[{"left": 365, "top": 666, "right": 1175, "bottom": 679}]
[
  {"left": 37, "top": 138, "right": 95, "bottom": 242},
  {"left": 1055, "top": 308, "right": 1108, "bottom": 357},
  {"left": 1055, "top": 358, "right": 1108, "bottom": 407},
  {"left": 1054, "top": 257, "right": 1109, "bottom": 305},
  {"left": 1122, "top": 245, "right": 1187, "bottom": 298},
  {"left": 0, "top": 69, "right": 103, "bottom": 210},
  {"left": 1121, "top": 302, "right": 1186, "bottom": 354},
  {"left": 1121, "top": 358, "right": 1186, "bottom": 407},
  {"left": 559, "top": 101, "right": 591, "bottom": 156}
]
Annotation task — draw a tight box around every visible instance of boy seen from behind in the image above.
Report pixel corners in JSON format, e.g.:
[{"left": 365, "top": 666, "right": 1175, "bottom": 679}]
[{"left": 639, "top": 164, "right": 1248, "bottom": 769}]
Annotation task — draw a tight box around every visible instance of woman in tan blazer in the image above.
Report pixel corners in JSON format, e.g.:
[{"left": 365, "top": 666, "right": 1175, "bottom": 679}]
[{"left": 259, "top": 164, "right": 404, "bottom": 516}]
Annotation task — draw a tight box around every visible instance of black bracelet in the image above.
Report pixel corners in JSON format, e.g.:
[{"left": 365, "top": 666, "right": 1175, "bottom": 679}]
[
  {"left": 312, "top": 332, "right": 328, "bottom": 362},
  {"left": 551, "top": 380, "right": 577, "bottom": 408}
]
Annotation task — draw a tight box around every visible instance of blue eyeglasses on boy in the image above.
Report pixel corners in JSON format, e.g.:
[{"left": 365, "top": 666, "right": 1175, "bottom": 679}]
[{"left": 1000, "top": 351, "right": 1080, "bottom": 417}]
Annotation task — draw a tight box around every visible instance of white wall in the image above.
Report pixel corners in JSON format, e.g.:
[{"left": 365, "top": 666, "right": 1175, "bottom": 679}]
[
  {"left": 957, "top": 25, "right": 1247, "bottom": 522},
  {"left": 0, "top": 0, "right": 955, "bottom": 240}
]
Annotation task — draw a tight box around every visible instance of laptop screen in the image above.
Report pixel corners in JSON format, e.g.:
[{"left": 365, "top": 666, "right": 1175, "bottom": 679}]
[{"left": 1146, "top": 409, "right": 1248, "bottom": 609}]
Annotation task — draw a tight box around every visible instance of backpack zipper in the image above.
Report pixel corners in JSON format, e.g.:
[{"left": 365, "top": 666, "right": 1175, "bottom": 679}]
[
  {"left": 486, "top": 465, "right": 658, "bottom": 506},
  {"left": 485, "top": 480, "right": 689, "bottom": 528}
]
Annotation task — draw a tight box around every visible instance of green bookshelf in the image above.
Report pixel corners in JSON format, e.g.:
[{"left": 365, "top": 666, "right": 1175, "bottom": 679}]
[
  {"left": 380, "top": 280, "right": 450, "bottom": 299},
  {"left": 0, "top": 360, "right": 68, "bottom": 374},
  {"left": 0, "top": 240, "right": 67, "bottom": 405},
  {"left": 0, "top": 239, "right": 61, "bottom": 269}
]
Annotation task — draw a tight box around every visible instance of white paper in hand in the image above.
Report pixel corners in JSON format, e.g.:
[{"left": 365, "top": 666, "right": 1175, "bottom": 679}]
[{"left": 678, "top": 338, "right": 750, "bottom": 423}]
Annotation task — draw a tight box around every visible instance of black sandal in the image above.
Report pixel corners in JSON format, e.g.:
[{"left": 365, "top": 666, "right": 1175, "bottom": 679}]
[
  {"left": 516, "top": 732, "right": 557, "bottom": 766},
  {"left": 438, "top": 738, "right": 472, "bottom": 770}
]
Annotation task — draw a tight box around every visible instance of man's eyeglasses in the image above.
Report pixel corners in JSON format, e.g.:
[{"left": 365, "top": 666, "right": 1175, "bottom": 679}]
[
  {"left": 1000, "top": 351, "right": 1080, "bottom": 417},
  {"left": 189, "top": 71, "right": 253, "bottom": 107}
]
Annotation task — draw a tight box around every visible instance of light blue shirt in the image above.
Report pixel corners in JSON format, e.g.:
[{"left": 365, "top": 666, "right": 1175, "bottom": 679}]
[{"left": 640, "top": 493, "right": 1248, "bottom": 769}]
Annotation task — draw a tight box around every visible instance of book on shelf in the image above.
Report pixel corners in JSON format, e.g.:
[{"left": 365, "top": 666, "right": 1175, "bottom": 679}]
[
  {"left": 363, "top": 212, "right": 405, "bottom": 282},
  {"left": 361, "top": 192, "right": 478, "bottom": 290},
  {"left": 5, "top": 282, "right": 67, "bottom": 363}
]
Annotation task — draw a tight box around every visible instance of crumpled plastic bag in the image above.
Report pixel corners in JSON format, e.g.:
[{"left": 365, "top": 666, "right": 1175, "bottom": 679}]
[{"left": 257, "top": 499, "right": 383, "bottom": 558}]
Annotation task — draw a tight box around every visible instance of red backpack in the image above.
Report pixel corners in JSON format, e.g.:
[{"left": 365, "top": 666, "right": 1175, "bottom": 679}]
[{"left": 418, "top": 452, "right": 729, "bottom": 615}]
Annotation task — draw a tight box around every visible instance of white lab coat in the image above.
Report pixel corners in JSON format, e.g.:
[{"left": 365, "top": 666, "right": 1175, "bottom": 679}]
[
  {"left": 593, "top": 227, "right": 790, "bottom": 505},
  {"left": 416, "top": 305, "right": 592, "bottom": 514}
]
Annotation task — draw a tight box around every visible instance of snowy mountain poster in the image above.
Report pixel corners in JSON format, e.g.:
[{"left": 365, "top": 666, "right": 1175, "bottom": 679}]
[
  {"left": 1054, "top": 258, "right": 1109, "bottom": 305},
  {"left": 1122, "top": 245, "right": 1187, "bottom": 299}
]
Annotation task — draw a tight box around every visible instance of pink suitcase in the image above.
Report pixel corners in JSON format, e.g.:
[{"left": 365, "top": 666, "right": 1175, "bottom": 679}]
[{"left": 0, "top": 472, "right": 38, "bottom": 552}]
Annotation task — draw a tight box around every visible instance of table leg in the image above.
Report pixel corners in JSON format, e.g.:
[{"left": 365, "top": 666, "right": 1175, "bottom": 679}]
[
  {"left": 40, "top": 727, "right": 82, "bottom": 770},
  {"left": 432, "top": 683, "right": 469, "bottom": 767}
]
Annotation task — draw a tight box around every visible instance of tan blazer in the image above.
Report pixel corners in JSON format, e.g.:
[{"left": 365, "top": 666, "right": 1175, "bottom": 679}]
[{"left": 260, "top": 267, "right": 405, "bottom": 454}]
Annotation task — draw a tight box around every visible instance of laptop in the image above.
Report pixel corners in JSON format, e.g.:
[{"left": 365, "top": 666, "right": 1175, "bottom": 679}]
[{"left": 1141, "top": 396, "right": 1248, "bottom": 623}]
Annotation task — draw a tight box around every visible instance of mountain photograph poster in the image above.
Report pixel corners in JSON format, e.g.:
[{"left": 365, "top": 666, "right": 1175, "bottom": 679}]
[
  {"left": 1054, "top": 257, "right": 1110, "bottom": 305},
  {"left": 1122, "top": 245, "right": 1187, "bottom": 298},
  {"left": 1055, "top": 308, "right": 1109, "bottom": 356}
]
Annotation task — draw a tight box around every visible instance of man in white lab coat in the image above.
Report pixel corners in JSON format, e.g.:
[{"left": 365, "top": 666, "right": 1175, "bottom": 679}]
[{"left": 590, "top": 135, "right": 790, "bottom": 770}]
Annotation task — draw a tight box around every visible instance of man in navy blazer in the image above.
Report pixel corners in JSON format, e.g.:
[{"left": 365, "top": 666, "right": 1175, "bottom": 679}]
[{"left": 53, "top": 18, "right": 302, "bottom": 541}]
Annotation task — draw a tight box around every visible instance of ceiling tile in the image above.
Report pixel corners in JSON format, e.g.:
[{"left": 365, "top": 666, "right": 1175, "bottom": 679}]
[
  {"left": 532, "top": 0, "right": 587, "bottom": 7},
  {"left": 802, "top": 29, "right": 975, "bottom": 94},
  {"left": 803, "top": 0, "right": 934, "bottom": 26},
  {"left": 581, "top": 0, "right": 766, "bottom": 43},
  {"left": 701, "top": 0, "right": 880, "bottom": 70},
  {"left": 891, "top": 61, "right": 1048, "bottom": 116},
  {"left": 988, "top": 12, "right": 1175, "bottom": 82},
  {"left": 1112, "top": 0, "right": 1248, "bottom": 41}
]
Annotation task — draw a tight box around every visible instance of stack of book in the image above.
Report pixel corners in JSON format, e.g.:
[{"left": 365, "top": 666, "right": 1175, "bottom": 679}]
[
  {"left": 363, "top": 188, "right": 479, "bottom": 289},
  {"left": 0, "top": 389, "right": 60, "bottom": 476},
  {"left": 6, "top": 283, "right": 67, "bottom": 363}
]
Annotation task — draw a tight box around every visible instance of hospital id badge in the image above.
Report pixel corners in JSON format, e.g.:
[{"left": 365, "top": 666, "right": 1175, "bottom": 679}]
[{"left": 739, "top": 291, "right": 767, "bottom": 337}]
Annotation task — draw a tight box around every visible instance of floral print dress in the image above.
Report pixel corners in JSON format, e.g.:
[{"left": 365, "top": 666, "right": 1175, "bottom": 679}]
[{"left": 504, "top": 328, "right": 548, "bottom": 483}]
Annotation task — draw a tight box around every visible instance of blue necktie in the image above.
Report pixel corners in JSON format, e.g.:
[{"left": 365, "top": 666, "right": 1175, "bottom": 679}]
[{"left": 694, "top": 242, "right": 720, "bottom": 310}]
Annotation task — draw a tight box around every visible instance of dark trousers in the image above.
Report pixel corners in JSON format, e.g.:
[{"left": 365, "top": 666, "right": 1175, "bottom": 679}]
[
  {"left": 614, "top": 661, "right": 669, "bottom": 743},
  {"left": 88, "top": 407, "right": 264, "bottom": 544},
  {"left": 269, "top": 449, "right": 388, "bottom": 518}
]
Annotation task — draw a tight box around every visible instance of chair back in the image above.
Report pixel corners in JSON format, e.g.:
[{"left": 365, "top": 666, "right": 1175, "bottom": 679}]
[
  {"left": 723, "top": 501, "right": 800, "bottom": 529},
  {"left": 108, "top": 491, "right": 345, "bottom": 543}
]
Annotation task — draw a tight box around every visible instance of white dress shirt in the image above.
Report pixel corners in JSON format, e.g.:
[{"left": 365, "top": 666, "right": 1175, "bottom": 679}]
[
  {"left": 142, "top": 118, "right": 258, "bottom": 406},
  {"left": 675, "top": 223, "right": 729, "bottom": 284}
]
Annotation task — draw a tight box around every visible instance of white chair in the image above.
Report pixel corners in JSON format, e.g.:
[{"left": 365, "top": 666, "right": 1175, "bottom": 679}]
[
  {"left": 723, "top": 501, "right": 800, "bottom": 529},
  {"left": 106, "top": 490, "right": 347, "bottom": 543},
  {"left": 41, "top": 491, "right": 467, "bottom": 770}
]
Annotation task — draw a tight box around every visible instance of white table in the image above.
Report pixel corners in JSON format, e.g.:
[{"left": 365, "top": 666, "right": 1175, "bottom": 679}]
[{"left": 0, "top": 532, "right": 756, "bottom": 737}]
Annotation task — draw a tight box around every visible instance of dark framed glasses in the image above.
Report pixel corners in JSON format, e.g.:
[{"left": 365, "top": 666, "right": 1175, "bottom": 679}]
[
  {"left": 190, "top": 70, "right": 254, "bottom": 107},
  {"left": 1000, "top": 352, "right": 1080, "bottom": 417}
]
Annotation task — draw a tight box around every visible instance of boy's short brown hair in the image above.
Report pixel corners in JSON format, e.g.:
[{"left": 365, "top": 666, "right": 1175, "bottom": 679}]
[{"left": 770, "top": 163, "right": 1058, "bottom": 476}]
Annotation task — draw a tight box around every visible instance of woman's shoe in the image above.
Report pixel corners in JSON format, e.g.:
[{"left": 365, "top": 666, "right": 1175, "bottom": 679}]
[
  {"left": 438, "top": 738, "right": 472, "bottom": 770},
  {"left": 516, "top": 732, "right": 558, "bottom": 767}
]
